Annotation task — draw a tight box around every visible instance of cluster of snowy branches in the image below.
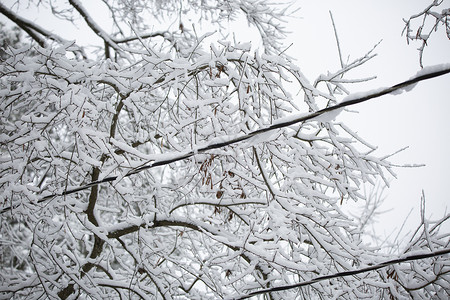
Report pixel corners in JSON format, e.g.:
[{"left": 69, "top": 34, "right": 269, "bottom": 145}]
[
  {"left": 402, "top": 0, "right": 450, "bottom": 67},
  {"left": 1, "top": 0, "right": 449, "bottom": 299}
]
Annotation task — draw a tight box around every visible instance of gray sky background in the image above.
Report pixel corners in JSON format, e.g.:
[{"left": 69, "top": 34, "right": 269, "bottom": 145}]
[{"left": 2, "top": 0, "right": 449, "bottom": 244}]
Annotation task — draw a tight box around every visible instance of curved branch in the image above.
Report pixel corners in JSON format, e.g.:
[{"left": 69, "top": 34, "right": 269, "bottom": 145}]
[
  {"left": 106, "top": 215, "right": 276, "bottom": 297},
  {"left": 0, "top": 3, "right": 65, "bottom": 47},
  {"left": 107, "top": 217, "right": 224, "bottom": 240}
]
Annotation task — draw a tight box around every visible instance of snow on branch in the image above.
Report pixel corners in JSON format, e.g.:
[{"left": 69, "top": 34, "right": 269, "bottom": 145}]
[
  {"left": 0, "top": 3, "right": 67, "bottom": 47},
  {"left": 234, "top": 247, "right": 450, "bottom": 299},
  {"left": 1, "top": 6, "right": 449, "bottom": 294},
  {"left": 68, "top": 0, "right": 121, "bottom": 52},
  {"left": 402, "top": 0, "right": 450, "bottom": 67},
  {"left": 2, "top": 63, "right": 447, "bottom": 214}
]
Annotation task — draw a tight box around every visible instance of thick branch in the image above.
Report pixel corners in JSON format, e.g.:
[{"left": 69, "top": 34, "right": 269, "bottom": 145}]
[
  {"left": 68, "top": 0, "right": 121, "bottom": 52},
  {"left": 107, "top": 216, "right": 275, "bottom": 296},
  {"left": 0, "top": 3, "right": 63, "bottom": 47},
  {"left": 0, "top": 3, "right": 88, "bottom": 59},
  {"left": 58, "top": 167, "right": 105, "bottom": 299}
]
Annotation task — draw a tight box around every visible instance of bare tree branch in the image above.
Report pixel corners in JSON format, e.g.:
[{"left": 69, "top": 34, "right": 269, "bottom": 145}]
[
  {"left": 0, "top": 2, "right": 65, "bottom": 47},
  {"left": 68, "top": 0, "right": 121, "bottom": 53}
]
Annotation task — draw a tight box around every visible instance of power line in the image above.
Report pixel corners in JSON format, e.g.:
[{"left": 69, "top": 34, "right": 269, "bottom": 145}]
[
  {"left": 2, "top": 65, "right": 450, "bottom": 214},
  {"left": 234, "top": 247, "right": 450, "bottom": 299}
]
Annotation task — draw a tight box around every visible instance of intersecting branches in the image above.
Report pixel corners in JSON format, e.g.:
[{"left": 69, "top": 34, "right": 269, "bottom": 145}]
[
  {"left": 2, "top": 4, "right": 450, "bottom": 298},
  {"left": 235, "top": 247, "right": 450, "bottom": 299},
  {"left": 402, "top": 0, "right": 450, "bottom": 67},
  {"left": 2, "top": 61, "right": 448, "bottom": 211}
]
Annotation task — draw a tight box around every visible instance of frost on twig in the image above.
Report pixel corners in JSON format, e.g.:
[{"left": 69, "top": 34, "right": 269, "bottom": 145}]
[
  {"left": 402, "top": 0, "right": 450, "bottom": 67},
  {"left": 1, "top": 1, "right": 450, "bottom": 299}
]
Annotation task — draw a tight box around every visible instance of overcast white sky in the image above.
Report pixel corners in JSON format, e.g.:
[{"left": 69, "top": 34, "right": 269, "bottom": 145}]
[
  {"left": 2, "top": 0, "right": 449, "bottom": 243},
  {"left": 291, "top": 0, "right": 450, "bottom": 240}
]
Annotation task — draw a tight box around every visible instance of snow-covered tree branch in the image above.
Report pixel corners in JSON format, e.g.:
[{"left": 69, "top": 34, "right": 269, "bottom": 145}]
[
  {"left": 1, "top": 1, "right": 449, "bottom": 299},
  {"left": 402, "top": 0, "right": 450, "bottom": 67}
]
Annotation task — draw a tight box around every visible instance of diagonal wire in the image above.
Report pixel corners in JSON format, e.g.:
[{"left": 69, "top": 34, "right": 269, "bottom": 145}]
[
  {"left": 233, "top": 247, "right": 450, "bottom": 299},
  {"left": 1, "top": 65, "right": 450, "bottom": 214}
]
